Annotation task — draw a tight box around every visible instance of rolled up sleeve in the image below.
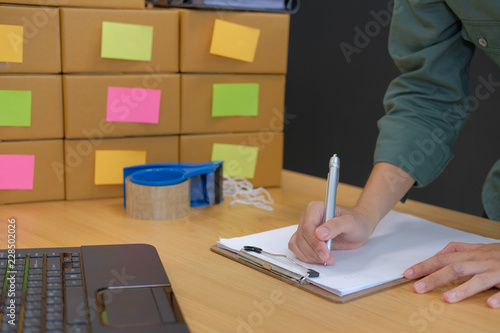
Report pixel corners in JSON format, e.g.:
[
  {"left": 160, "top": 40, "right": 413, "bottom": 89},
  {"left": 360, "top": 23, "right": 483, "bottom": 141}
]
[{"left": 374, "top": 0, "right": 475, "bottom": 187}]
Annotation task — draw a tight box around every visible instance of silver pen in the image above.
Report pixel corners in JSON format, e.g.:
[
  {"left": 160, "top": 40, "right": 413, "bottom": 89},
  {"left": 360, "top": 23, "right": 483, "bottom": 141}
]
[{"left": 323, "top": 154, "right": 340, "bottom": 251}]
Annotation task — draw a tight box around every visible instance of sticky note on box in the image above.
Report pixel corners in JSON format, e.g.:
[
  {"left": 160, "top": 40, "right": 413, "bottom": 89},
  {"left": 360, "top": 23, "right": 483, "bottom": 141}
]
[
  {"left": 101, "top": 21, "right": 154, "bottom": 62},
  {"left": 0, "top": 155, "right": 35, "bottom": 190},
  {"left": 0, "top": 24, "right": 23, "bottom": 63},
  {"left": 212, "top": 83, "right": 259, "bottom": 117},
  {"left": 211, "top": 143, "right": 258, "bottom": 178},
  {"left": 210, "top": 19, "right": 260, "bottom": 63},
  {"left": 94, "top": 150, "right": 146, "bottom": 185},
  {"left": 106, "top": 87, "right": 161, "bottom": 124},
  {"left": 0, "top": 90, "right": 32, "bottom": 127}
]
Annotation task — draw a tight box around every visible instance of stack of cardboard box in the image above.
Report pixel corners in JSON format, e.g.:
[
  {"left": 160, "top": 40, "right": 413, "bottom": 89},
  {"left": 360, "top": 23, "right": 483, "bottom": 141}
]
[
  {"left": 178, "top": 10, "right": 289, "bottom": 188},
  {"left": 59, "top": 6, "right": 180, "bottom": 200},
  {"left": 0, "top": 5, "right": 65, "bottom": 204},
  {"left": 0, "top": 3, "right": 290, "bottom": 203}
]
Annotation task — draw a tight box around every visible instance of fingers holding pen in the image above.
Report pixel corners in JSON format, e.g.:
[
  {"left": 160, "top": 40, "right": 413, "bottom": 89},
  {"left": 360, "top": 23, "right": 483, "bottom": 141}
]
[
  {"left": 288, "top": 231, "right": 334, "bottom": 265},
  {"left": 288, "top": 201, "right": 335, "bottom": 265},
  {"left": 317, "top": 205, "right": 375, "bottom": 251},
  {"left": 289, "top": 203, "right": 374, "bottom": 265}
]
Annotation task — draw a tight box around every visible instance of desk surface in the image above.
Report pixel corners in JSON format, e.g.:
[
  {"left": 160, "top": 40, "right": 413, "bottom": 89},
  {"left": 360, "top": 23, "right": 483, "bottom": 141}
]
[{"left": 1, "top": 170, "right": 499, "bottom": 332}]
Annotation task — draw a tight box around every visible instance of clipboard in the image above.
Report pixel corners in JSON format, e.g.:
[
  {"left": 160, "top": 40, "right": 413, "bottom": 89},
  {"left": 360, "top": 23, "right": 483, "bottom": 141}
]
[{"left": 210, "top": 244, "right": 411, "bottom": 304}]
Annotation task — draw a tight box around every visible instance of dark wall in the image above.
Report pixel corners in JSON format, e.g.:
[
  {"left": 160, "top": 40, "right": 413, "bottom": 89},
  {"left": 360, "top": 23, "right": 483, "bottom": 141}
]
[{"left": 283, "top": 1, "right": 500, "bottom": 217}]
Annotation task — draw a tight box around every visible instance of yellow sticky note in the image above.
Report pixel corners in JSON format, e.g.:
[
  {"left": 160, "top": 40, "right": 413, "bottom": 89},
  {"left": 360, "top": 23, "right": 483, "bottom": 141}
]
[
  {"left": 211, "top": 143, "right": 258, "bottom": 179},
  {"left": 210, "top": 19, "right": 260, "bottom": 63},
  {"left": 0, "top": 24, "right": 24, "bottom": 63},
  {"left": 94, "top": 150, "right": 146, "bottom": 185}
]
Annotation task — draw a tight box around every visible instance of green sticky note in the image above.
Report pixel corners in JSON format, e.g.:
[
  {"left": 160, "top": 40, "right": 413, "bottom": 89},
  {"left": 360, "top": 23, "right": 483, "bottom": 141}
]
[
  {"left": 211, "top": 143, "right": 258, "bottom": 179},
  {"left": 212, "top": 83, "right": 259, "bottom": 117},
  {"left": 0, "top": 90, "right": 32, "bottom": 127},
  {"left": 101, "top": 21, "right": 154, "bottom": 62}
]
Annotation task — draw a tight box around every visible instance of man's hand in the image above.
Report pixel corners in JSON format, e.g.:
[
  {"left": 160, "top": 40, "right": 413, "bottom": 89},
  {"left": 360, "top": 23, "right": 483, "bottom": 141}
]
[
  {"left": 288, "top": 202, "right": 376, "bottom": 265},
  {"left": 404, "top": 242, "right": 500, "bottom": 308}
]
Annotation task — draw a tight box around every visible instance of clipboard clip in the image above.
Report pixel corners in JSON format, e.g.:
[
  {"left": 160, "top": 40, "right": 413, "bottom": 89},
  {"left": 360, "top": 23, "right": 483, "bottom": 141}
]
[{"left": 238, "top": 246, "right": 319, "bottom": 285}]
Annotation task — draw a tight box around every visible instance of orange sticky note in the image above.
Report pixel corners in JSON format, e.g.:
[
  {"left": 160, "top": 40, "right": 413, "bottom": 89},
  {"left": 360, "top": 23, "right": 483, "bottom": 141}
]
[
  {"left": 94, "top": 150, "right": 146, "bottom": 185},
  {"left": 0, "top": 24, "right": 24, "bottom": 63},
  {"left": 211, "top": 143, "right": 258, "bottom": 178},
  {"left": 210, "top": 19, "right": 260, "bottom": 63}
]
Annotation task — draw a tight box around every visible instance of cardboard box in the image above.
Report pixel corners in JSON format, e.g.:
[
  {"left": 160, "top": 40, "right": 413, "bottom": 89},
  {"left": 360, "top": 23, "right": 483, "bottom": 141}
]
[
  {"left": 0, "top": 140, "right": 65, "bottom": 204},
  {"left": 60, "top": 7, "right": 179, "bottom": 73},
  {"left": 180, "top": 10, "right": 289, "bottom": 74},
  {"left": 180, "top": 132, "right": 283, "bottom": 187},
  {"left": 0, "top": 5, "right": 60, "bottom": 73},
  {"left": 64, "top": 135, "right": 179, "bottom": 200},
  {"left": 2, "top": 0, "right": 144, "bottom": 9},
  {"left": 63, "top": 74, "right": 180, "bottom": 139},
  {"left": 181, "top": 74, "right": 285, "bottom": 134},
  {"left": 0, "top": 75, "right": 63, "bottom": 140}
]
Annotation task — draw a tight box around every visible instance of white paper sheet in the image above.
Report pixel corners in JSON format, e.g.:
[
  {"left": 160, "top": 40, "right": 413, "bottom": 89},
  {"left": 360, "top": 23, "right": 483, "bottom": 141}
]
[{"left": 217, "top": 210, "right": 499, "bottom": 296}]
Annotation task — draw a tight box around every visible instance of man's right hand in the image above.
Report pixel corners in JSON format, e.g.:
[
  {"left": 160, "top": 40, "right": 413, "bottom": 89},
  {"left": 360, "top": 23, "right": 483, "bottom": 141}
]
[{"left": 288, "top": 201, "right": 377, "bottom": 265}]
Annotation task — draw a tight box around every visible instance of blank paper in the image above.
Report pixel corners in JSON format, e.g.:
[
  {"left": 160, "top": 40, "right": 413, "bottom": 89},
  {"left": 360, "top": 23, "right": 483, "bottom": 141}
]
[{"left": 218, "top": 210, "right": 499, "bottom": 296}]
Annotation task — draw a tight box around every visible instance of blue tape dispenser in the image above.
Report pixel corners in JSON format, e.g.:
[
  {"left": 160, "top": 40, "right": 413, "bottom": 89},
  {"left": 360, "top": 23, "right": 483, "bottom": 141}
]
[{"left": 123, "top": 161, "right": 224, "bottom": 209}]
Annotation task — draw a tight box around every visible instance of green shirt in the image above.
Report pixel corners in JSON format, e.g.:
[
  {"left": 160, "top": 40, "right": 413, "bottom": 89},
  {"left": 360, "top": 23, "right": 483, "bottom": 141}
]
[{"left": 374, "top": 0, "right": 500, "bottom": 221}]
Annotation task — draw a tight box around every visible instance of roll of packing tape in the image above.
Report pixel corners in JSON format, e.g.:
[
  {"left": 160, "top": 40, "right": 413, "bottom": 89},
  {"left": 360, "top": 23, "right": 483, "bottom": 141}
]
[{"left": 125, "top": 169, "right": 191, "bottom": 221}]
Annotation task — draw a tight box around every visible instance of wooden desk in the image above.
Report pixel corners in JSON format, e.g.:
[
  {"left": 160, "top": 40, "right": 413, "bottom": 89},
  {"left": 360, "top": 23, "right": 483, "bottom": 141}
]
[{"left": 1, "top": 170, "right": 499, "bottom": 332}]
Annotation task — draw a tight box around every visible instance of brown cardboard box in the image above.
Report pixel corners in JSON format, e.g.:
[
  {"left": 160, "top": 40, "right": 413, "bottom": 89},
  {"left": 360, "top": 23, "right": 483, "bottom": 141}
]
[
  {"left": 63, "top": 74, "right": 180, "bottom": 139},
  {"left": 60, "top": 7, "right": 179, "bottom": 73},
  {"left": 0, "top": 75, "right": 63, "bottom": 140},
  {"left": 181, "top": 74, "right": 285, "bottom": 134},
  {"left": 0, "top": 5, "right": 60, "bottom": 73},
  {"left": 180, "top": 10, "right": 289, "bottom": 74},
  {"left": 180, "top": 132, "right": 283, "bottom": 187},
  {"left": 1, "top": 0, "right": 144, "bottom": 8},
  {"left": 64, "top": 135, "right": 179, "bottom": 200},
  {"left": 0, "top": 139, "right": 65, "bottom": 204}
]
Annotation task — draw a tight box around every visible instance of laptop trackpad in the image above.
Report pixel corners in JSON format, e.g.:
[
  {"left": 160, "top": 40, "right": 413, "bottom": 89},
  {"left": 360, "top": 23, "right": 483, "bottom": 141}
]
[{"left": 99, "top": 286, "right": 179, "bottom": 327}]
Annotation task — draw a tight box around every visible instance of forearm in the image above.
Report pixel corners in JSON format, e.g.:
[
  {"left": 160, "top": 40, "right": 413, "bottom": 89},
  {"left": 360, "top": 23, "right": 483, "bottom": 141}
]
[{"left": 355, "top": 162, "right": 415, "bottom": 228}]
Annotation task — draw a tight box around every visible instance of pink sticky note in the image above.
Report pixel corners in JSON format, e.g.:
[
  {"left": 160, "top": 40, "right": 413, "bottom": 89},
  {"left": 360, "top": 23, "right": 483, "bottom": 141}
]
[
  {"left": 0, "top": 155, "right": 35, "bottom": 190},
  {"left": 106, "top": 87, "right": 161, "bottom": 124}
]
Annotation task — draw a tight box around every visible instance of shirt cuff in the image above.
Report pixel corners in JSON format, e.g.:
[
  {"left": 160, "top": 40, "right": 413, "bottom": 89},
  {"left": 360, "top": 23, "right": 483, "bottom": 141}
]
[{"left": 374, "top": 115, "right": 454, "bottom": 188}]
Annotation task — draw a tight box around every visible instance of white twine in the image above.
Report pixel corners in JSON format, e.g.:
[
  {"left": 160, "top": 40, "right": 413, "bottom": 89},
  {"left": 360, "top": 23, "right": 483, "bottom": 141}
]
[{"left": 222, "top": 175, "right": 274, "bottom": 211}]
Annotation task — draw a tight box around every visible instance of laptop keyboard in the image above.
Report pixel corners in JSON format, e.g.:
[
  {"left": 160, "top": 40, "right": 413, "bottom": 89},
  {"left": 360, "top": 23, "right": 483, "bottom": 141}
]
[
  {"left": 0, "top": 249, "right": 87, "bottom": 333},
  {"left": 0, "top": 244, "right": 190, "bottom": 333}
]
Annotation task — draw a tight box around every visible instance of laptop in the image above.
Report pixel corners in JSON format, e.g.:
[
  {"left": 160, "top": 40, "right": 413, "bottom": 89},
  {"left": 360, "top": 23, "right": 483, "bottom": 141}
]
[{"left": 0, "top": 244, "right": 190, "bottom": 332}]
